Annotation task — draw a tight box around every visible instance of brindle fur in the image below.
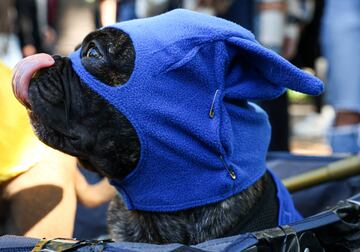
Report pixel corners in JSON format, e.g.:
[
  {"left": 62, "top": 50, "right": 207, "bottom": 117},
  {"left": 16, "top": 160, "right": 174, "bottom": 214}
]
[
  {"left": 28, "top": 28, "right": 274, "bottom": 245},
  {"left": 108, "top": 176, "right": 265, "bottom": 244}
]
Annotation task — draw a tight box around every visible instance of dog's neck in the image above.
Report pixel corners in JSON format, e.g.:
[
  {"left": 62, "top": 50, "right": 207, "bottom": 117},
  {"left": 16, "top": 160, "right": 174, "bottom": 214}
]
[{"left": 107, "top": 172, "right": 278, "bottom": 245}]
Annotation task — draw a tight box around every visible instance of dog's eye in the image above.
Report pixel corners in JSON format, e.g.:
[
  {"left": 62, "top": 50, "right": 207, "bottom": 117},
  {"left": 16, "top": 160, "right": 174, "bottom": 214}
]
[{"left": 86, "top": 46, "right": 102, "bottom": 59}]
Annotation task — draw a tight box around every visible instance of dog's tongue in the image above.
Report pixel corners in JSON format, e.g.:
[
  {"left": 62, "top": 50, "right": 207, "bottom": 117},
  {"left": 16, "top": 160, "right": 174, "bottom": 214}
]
[{"left": 12, "top": 53, "right": 55, "bottom": 108}]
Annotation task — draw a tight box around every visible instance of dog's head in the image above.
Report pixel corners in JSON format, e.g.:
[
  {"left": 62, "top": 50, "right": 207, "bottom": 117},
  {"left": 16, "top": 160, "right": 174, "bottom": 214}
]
[
  {"left": 13, "top": 9, "right": 323, "bottom": 212},
  {"left": 27, "top": 28, "right": 139, "bottom": 180}
]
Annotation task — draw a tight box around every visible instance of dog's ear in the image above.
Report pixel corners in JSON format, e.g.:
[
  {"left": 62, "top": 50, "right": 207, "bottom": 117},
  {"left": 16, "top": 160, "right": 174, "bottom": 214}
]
[{"left": 224, "top": 36, "right": 323, "bottom": 101}]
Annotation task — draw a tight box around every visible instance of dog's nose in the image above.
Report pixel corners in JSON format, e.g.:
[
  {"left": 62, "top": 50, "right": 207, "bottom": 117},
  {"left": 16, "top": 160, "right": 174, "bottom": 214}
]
[{"left": 12, "top": 53, "right": 55, "bottom": 108}]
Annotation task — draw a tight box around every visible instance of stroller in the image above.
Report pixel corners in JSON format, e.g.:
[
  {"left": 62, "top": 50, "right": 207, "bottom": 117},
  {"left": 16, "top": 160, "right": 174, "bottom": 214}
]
[{"left": 1, "top": 153, "right": 360, "bottom": 251}]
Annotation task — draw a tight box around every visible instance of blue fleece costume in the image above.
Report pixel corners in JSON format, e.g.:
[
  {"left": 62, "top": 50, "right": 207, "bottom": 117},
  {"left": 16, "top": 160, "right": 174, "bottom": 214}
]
[{"left": 70, "top": 9, "right": 323, "bottom": 225}]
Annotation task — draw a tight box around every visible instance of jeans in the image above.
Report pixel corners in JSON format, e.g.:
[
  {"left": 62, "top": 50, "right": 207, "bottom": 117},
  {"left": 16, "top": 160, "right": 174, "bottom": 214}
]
[
  {"left": 322, "top": 0, "right": 360, "bottom": 153},
  {"left": 321, "top": 0, "right": 360, "bottom": 113},
  {"left": 117, "top": 0, "right": 136, "bottom": 21},
  {"left": 327, "top": 124, "right": 360, "bottom": 154}
]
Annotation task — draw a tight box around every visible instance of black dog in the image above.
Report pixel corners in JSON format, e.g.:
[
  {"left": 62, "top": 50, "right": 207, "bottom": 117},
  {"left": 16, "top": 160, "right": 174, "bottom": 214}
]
[{"left": 23, "top": 27, "right": 280, "bottom": 244}]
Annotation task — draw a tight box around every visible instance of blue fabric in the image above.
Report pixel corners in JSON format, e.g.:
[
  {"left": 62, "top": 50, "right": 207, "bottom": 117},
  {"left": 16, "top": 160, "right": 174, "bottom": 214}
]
[
  {"left": 268, "top": 169, "right": 302, "bottom": 224},
  {"left": 104, "top": 233, "right": 258, "bottom": 251},
  {"left": 0, "top": 235, "right": 38, "bottom": 252},
  {"left": 116, "top": 0, "right": 136, "bottom": 22},
  {"left": 69, "top": 9, "right": 323, "bottom": 214},
  {"left": 221, "top": 233, "right": 258, "bottom": 252},
  {"left": 327, "top": 124, "right": 360, "bottom": 154}
]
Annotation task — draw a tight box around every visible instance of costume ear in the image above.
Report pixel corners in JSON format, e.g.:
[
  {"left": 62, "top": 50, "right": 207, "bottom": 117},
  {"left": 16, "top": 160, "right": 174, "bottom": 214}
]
[{"left": 224, "top": 36, "right": 324, "bottom": 101}]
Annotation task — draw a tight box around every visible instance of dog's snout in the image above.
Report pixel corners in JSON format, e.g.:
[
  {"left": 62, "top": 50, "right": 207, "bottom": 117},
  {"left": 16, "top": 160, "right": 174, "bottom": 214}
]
[
  {"left": 28, "top": 56, "right": 74, "bottom": 106},
  {"left": 30, "top": 73, "right": 64, "bottom": 105},
  {"left": 12, "top": 53, "right": 55, "bottom": 108}
]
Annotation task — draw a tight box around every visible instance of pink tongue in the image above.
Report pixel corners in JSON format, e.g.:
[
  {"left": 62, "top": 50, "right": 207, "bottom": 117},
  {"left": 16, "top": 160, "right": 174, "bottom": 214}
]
[{"left": 12, "top": 53, "right": 55, "bottom": 108}]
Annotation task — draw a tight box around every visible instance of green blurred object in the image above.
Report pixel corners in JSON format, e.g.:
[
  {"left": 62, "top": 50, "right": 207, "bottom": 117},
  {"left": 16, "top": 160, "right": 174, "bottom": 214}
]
[
  {"left": 287, "top": 89, "right": 311, "bottom": 103},
  {"left": 283, "top": 156, "right": 360, "bottom": 192}
]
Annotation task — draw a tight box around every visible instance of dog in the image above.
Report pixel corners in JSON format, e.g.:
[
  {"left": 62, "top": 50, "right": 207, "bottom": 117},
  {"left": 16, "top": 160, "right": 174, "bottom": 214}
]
[{"left": 13, "top": 10, "right": 322, "bottom": 245}]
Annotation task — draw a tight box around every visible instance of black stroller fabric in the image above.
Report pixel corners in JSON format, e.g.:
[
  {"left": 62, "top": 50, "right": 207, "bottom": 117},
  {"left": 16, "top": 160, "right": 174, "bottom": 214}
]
[
  {"left": 2, "top": 194, "right": 360, "bottom": 251},
  {"left": 0, "top": 235, "right": 38, "bottom": 252},
  {"left": 2, "top": 153, "right": 360, "bottom": 251}
]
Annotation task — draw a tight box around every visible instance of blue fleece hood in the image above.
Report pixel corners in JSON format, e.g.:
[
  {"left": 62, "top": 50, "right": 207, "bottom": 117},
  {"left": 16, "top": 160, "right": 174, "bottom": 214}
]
[{"left": 69, "top": 9, "right": 323, "bottom": 215}]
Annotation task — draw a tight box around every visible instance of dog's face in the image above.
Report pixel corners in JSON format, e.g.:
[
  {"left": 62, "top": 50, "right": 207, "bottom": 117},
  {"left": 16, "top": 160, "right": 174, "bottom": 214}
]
[{"left": 28, "top": 28, "right": 140, "bottom": 179}]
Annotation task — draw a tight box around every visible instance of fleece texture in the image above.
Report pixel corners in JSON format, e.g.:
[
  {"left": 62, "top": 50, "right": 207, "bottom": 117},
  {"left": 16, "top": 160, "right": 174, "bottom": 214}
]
[{"left": 69, "top": 9, "right": 323, "bottom": 220}]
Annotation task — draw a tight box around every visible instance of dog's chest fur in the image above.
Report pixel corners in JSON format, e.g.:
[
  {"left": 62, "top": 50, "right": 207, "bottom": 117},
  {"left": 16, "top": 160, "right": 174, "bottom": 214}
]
[{"left": 107, "top": 172, "right": 278, "bottom": 244}]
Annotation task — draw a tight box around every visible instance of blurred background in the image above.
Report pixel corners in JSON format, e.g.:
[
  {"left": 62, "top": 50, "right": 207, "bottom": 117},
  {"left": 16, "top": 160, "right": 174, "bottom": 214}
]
[
  {"left": 1, "top": 0, "right": 360, "bottom": 241},
  {"left": 0, "top": 0, "right": 360, "bottom": 238},
  {"left": 2, "top": 0, "right": 351, "bottom": 157}
]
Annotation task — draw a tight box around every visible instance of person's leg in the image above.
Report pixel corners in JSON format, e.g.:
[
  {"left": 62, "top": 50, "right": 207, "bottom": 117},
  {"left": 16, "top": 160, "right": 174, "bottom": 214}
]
[
  {"left": 322, "top": 0, "right": 360, "bottom": 153},
  {"left": 2, "top": 149, "right": 77, "bottom": 238}
]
